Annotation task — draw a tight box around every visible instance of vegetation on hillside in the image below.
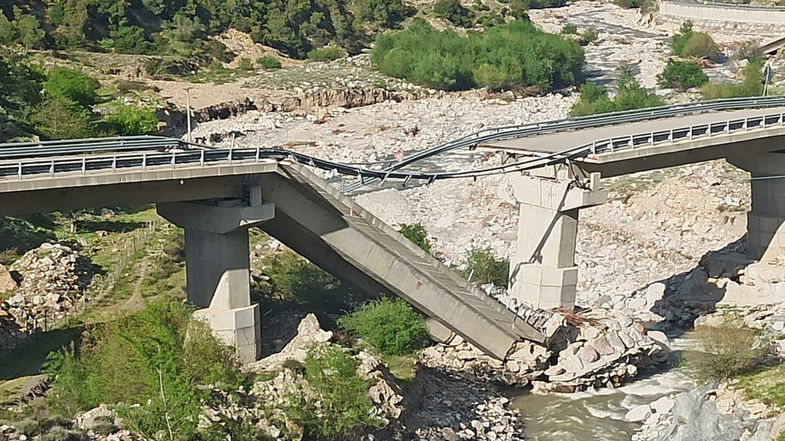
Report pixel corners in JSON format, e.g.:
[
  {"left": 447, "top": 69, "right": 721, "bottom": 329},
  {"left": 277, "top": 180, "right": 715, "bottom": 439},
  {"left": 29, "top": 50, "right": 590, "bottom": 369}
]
[
  {"left": 684, "top": 326, "right": 767, "bottom": 382},
  {"left": 0, "top": 0, "right": 417, "bottom": 60},
  {"left": 0, "top": 52, "right": 159, "bottom": 141},
  {"left": 399, "top": 223, "right": 432, "bottom": 253},
  {"left": 372, "top": 19, "right": 584, "bottom": 91},
  {"left": 571, "top": 67, "right": 664, "bottom": 116},
  {"left": 463, "top": 247, "right": 510, "bottom": 287}
]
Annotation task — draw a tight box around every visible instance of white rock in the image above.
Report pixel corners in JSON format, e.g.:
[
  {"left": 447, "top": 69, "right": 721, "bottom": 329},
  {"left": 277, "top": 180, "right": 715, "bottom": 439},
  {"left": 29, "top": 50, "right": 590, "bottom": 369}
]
[{"left": 624, "top": 405, "right": 652, "bottom": 423}]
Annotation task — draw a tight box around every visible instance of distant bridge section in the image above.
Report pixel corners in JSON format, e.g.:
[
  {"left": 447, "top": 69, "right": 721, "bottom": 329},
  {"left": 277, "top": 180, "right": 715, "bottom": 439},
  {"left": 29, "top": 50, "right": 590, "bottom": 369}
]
[{"left": 660, "top": 0, "right": 785, "bottom": 26}]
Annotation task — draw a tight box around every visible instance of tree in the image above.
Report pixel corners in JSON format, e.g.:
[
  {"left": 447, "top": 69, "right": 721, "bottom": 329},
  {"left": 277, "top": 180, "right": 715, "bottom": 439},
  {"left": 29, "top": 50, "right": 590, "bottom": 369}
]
[
  {"left": 27, "top": 96, "right": 93, "bottom": 140},
  {"left": 433, "top": 0, "right": 474, "bottom": 27}
]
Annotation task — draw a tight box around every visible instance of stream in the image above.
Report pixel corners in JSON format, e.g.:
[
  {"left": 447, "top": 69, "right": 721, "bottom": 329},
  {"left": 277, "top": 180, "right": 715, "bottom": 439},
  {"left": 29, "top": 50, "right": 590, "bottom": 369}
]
[{"left": 510, "top": 335, "right": 697, "bottom": 441}]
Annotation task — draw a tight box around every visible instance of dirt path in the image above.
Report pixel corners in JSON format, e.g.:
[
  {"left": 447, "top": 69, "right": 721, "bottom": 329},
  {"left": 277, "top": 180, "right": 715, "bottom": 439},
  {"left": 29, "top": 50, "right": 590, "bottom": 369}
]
[{"left": 119, "top": 260, "right": 148, "bottom": 312}]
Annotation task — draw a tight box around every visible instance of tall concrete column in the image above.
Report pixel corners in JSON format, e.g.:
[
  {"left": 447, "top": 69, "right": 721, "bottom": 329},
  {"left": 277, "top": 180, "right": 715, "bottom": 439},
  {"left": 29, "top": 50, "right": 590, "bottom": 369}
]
[
  {"left": 509, "top": 175, "right": 606, "bottom": 310},
  {"left": 729, "top": 153, "right": 785, "bottom": 262},
  {"left": 157, "top": 193, "right": 275, "bottom": 362}
]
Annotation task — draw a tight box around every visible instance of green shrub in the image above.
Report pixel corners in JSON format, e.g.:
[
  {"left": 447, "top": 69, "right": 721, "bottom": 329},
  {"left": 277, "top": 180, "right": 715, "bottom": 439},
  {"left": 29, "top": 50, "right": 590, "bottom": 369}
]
[
  {"left": 681, "top": 33, "right": 718, "bottom": 60},
  {"left": 463, "top": 247, "right": 509, "bottom": 287},
  {"left": 657, "top": 59, "right": 709, "bottom": 90},
  {"left": 372, "top": 20, "right": 584, "bottom": 92},
  {"left": 354, "top": 0, "right": 413, "bottom": 29},
  {"left": 561, "top": 23, "right": 578, "bottom": 35},
  {"left": 580, "top": 28, "right": 598, "bottom": 44},
  {"left": 45, "top": 300, "right": 243, "bottom": 440},
  {"left": 700, "top": 58, "right": 764, "bottom": 99},
  {"left": 671, "top": 21, "right": 695, "bottom": 56},
  {"left": 571, "top": 68, "right": 663, "bottom": 116},
  {"left": 685, "top": 326, "right": 766, "bottom": 382},
  {"left": 307, "top": 46, "right": 347, "bottom": 62},
  {"left": 671, "top": 21, "right": 718, "bottom": 61},
  {"left": 433, "top": 0, "right": 474, "bottom": 27},
  {"left": 39, "top": 426, "right": 87, "bottom": 441},
  {"left": 338, "top": 297, "right": 429, "bottom": 356},
  {"left": 27, "top": 96, "right": 94, "bottom": 140},
  {"left": 283, "top": 344, "right": 383, "bottom": 438},
  {"left": 257, "top": 55, "right": 282, "bottom": 70},
  {"left": 105, "top": 104, "right": 159, "bottom": 135},
  {"left": 398, "top": 223, "right": 432, "bottom": 253},
  {"left": 43, "top": 68, "right": 99, "bottom": 108},
  {"left": 237, "top": 57, "right": 254, "bottom": 71}
]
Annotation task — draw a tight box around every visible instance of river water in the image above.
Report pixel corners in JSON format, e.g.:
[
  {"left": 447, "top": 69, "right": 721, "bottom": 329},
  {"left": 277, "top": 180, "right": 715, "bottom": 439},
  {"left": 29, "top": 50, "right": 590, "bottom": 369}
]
[{"left": 510, "top": 336, "right": 697, "bottom": 441}]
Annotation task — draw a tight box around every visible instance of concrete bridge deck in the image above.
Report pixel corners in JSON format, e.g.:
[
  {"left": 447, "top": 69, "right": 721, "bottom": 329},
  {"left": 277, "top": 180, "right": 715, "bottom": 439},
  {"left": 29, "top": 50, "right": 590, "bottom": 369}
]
[{"left": 0, "top": 155, "right": 558, "bottom": 360}]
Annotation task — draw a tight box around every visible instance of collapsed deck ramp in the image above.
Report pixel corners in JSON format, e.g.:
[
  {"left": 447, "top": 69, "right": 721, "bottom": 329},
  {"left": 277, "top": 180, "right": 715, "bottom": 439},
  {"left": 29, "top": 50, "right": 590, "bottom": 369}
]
[{"left": 258, "top": 162, "right": 559, "bottom": 360}]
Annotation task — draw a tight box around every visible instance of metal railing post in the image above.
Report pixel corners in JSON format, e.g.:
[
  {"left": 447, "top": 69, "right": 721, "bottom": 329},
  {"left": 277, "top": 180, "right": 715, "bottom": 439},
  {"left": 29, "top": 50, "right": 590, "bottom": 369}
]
[
  {"left": 171, "top": 151, "right": 176, "bottom": 169},
  {"left": 82, "top": 157, "right": 87, "bottom": 175},
  {"left": 200, "top": 149, "right": 205, "bottom": 166},
  {"left": 142, "top": 153, "right": 147, "bottom": 171}
]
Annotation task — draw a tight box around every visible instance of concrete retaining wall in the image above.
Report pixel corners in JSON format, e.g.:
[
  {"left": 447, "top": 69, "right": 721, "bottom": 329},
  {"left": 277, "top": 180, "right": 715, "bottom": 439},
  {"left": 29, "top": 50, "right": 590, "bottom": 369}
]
[{"left": 660, "top": 1, "right": 785, "bottom": 25}]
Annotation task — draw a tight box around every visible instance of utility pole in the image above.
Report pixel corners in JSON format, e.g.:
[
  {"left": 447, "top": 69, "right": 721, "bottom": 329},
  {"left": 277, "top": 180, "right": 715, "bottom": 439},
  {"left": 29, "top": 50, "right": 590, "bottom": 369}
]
[
  {"left": 184, "top": 87, "right": 193, "bottom": 143},
  {"left": 764, "top": 60, "right": 773, "bottom": 97}
]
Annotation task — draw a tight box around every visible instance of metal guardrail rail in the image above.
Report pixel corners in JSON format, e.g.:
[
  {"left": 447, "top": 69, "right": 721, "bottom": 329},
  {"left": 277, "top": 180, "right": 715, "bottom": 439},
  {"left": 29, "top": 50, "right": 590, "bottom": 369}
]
[
  {"left": 687, "top": 0, "right": 785, "bottom": 11},
  {"left": 1, "top": 108, "right": 785, "bottom": 184},
  {"left": 2, "top": 96, "right": 785, "bottom": 186},
  {"left": 341, "top": 95, "right": 785, "bottom": 191}
]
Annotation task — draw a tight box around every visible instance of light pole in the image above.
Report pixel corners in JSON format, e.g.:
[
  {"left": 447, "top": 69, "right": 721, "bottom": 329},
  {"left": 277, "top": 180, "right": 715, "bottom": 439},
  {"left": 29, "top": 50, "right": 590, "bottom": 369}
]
[
  {"left": 763, "top": 60, "right": 773, "bottom": 97},
  {"left": 184, "top": 87, "right": 193, "bottom": 142}
]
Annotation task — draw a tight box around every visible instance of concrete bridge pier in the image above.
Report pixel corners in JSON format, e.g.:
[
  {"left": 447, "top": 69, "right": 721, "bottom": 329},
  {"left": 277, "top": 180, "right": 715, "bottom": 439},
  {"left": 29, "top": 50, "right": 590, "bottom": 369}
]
[
  {"left": 509, "top": 175, "right": 606, "bottom": 310},
  {"left": 730, "top": 154, "right": 785, "bottom": 262},
  {"left": 157, "top": 189, "right": 275, "bottom": 362}
]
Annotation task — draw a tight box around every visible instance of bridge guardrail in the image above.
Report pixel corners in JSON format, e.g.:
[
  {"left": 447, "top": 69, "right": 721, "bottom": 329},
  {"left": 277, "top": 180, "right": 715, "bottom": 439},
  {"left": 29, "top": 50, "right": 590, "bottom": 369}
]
[
  {"left": 2, "top": 108, "right": 785, "bottom": 183},
  {"left": 342, "top": 95, "right": 785, "bottom": 191}
]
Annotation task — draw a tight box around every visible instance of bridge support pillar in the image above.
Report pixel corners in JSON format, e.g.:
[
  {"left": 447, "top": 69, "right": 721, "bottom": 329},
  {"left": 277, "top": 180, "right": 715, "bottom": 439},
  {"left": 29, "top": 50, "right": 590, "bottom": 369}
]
[
  {"left": 730, "top": 154, "right": 785, "bottom": 262},
  {"left": 157, "top": 192, "right": 275, "bottom": 362},
  {"left": 509, "top": 175, "right": 606, "bottom": 310}
]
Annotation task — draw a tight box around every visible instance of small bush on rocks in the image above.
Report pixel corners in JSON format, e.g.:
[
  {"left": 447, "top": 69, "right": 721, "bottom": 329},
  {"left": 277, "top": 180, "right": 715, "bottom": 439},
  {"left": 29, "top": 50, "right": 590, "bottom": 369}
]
[
  {"left": 257, "top": 55, "right": 282, "bottom": 70},
  {"left": 307, "top": 46, "right": 346, "bottom": 62},
  {"left": 39, "top": 426, "right": 87, "bottom": 441},
  {"left": 463, "top": 247, "right": 509, "bottom": 287},
  {"left": 561, "top": 23, "right": 578, "bottom": 35},
  {"left": 398, "top": 223, "right": 431, "bottom": 253},
  {"left": 614, "top": 0, "right": 644, "bottom": 8},
  {"left": 43, "top": 68, "right": 99, "bottom": 108},
  {"left": 284, "top": 344, "right": 383, "bottom": 438},
  {"left": 338, "top": 297, "right": 429, "bottom": 356},
  {"left": 658, "top": 59, "right": 709, "bottom": 90},
  {"left": 685, "top": 326, "right": 766, "bottom": 382}
]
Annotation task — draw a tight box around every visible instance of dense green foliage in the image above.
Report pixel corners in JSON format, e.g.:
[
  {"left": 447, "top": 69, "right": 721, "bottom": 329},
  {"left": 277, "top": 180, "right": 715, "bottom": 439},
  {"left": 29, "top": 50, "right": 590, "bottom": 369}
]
[
  {"left": 433, "top": 0, "right": 474, "bottom": 27},
  {"left": 671, "top": 21, "right": 718, "bottom": 61},
  {"left": 282, "top": 344, "right": 383, "bottom": 438},
  {"left": 45, "top": 300, "right": 242, "bottom": 439},
  {"left": 463, "top": 247, "right": 509, "bottom": 287},
  {"left": 398, "top": 223, "right": 432, "bottom": 253},
  {"left": 685, "top": 326, "right": 766, "bottom": 382},
  {"left": 0, "top": 53, "right": 161, "bottom": 141},
  {"left": 43, "top": 68, "right": 99, "bottom": 108},
  {"left": 700, "top": 58, "right": 764, "bottom": 99},
  {"left": 372, "top": 20, "right": 584, "bottom": 91},
  {"left": 307, "top": 46, "right": 347, "bottom": 62},
  {"left": 257, "top": 55, "right": 282, "bottom": 70},
  {"left": 104, "top": 105, "right": 159, "bottom": 136},
  {"left": 338, "top": 298, "right": 429, "bottom": 356},
  {"left": 571, "top": 68, "right": 664, "bottom": 116},
  {"left": 737, "top": 362, "right": 785, "bottom": 409},
  {"left": 0, "top": 0, "right": 420, "bottom": 60},
  {"left": 657, "top": 59, "right": 709, "bottom": 91}
]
